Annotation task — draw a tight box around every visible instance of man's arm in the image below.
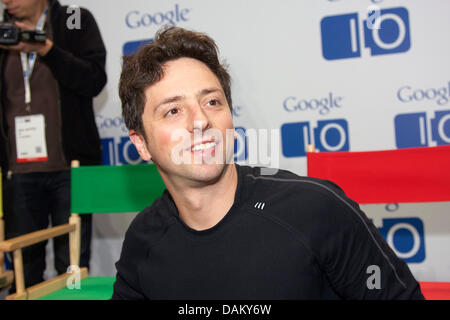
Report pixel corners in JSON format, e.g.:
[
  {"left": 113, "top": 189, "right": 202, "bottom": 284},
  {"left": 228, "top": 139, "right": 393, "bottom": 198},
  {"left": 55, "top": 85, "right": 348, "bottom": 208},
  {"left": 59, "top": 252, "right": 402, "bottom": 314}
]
[
  {"left": 315, "top": 182, "right": 424, "bottom": 299},
  {"left": 111, "top": 272, "right": 145, "bottom": 300},
  {"left": 111, "top": 215, "right": 148, "bottom": 300},
  {"left": 0, "top": 22, "right": 53, "bottom": 56}
]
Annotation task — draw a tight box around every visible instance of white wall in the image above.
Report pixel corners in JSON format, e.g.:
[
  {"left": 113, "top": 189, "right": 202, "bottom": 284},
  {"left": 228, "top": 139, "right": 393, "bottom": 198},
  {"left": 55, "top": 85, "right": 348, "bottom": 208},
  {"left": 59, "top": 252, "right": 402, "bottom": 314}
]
[{"left": 43, "top": 0, "right": 450, "bottom": 281}]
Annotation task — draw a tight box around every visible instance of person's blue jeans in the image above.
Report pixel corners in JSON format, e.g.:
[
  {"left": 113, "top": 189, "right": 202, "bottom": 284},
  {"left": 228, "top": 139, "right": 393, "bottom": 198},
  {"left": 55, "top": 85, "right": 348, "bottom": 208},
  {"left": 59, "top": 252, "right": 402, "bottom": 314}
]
[{"left": 3, "top": 170, "right": 92, "bottom": 288}]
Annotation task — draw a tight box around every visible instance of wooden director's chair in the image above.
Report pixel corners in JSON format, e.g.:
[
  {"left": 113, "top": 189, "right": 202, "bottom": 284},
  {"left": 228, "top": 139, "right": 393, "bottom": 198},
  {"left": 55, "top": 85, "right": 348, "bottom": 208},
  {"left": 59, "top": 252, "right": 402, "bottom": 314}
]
[
  {"left": 0, "top": 161, "right": 165, "bottom": 300},
  {"left": 0, "top": 168, "right": 14, "bottom": 292},
  {"left": 306, "top": 144, "right": 450, "bottom": 300}
]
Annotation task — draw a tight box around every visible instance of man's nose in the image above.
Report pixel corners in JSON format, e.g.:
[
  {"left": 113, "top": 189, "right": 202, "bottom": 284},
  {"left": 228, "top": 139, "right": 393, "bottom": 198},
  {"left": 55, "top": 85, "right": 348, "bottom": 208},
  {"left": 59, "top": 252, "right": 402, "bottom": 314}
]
[{"left": 188, "top": 104, "right": 209, "bottom": 133}]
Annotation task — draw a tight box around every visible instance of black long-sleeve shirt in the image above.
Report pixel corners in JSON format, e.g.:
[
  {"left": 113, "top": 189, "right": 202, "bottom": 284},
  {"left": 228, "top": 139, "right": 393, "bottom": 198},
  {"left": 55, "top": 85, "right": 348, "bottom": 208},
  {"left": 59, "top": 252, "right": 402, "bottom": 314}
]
[{"left": 112, "top": 164, "right": 424, "bottom": 300}]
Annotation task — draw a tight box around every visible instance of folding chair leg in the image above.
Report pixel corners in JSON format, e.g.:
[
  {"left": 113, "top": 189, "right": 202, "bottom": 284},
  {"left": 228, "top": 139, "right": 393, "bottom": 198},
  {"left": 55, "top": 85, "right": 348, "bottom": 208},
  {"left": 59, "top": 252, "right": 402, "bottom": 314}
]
[
  {"left": 13, "top": 249, "right": 25, "bottom": 295},
  {"left": 69, "top": 214, "right": 81, "bottom": 267}
]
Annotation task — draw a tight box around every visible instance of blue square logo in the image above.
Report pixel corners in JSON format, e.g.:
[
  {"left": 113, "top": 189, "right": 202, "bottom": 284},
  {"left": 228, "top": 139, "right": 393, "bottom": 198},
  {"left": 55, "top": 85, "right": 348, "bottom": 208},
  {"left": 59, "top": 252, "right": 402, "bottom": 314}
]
[
  {"left": 394, "top": 112, "right": 428, "bottom": 148},
  {"left": 123, "top": 38, "right": 153, "bottom": 56},
  {"left": 377, "top": 218, "right": 425, "bottom": 263},
  {"left": 363, "top": 7, "right": 411, "bottom": 56},
  {"left": 321, "top": 13, "right": 361, "bottom": 60}
]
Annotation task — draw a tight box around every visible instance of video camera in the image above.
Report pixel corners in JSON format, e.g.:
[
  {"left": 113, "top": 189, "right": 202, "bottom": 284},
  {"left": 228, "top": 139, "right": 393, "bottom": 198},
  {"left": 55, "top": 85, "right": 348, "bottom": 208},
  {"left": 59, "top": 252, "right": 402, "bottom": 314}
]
[{"left": 0, "top": 24, "right": 46, "bottom": 45}]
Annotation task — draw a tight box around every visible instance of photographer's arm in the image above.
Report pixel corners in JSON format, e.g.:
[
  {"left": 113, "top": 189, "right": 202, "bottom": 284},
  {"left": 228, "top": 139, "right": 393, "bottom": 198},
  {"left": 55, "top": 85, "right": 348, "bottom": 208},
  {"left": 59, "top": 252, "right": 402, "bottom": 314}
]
[
  {"left": 0, "top": 12, "right": 106, "bottom": 98},
  {"left": 39, "top": 9, "right": 107, "bottom": 98},
  {"left": 0, "top": 34, "right": 52, "bottom": 56}
]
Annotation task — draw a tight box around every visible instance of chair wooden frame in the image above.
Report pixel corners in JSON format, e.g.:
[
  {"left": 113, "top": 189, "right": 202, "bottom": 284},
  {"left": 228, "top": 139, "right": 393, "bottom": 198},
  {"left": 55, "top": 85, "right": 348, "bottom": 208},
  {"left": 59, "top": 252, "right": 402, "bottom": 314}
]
[
  {"left": 0, "top": 161, "right": 85, "bottom": 300},
  {"left": 0, "top": 218, "right": 14, "bottom": 291},
  {"left": 0, "top": 160, "right": 165, "bottom": 300},
  {"left": 0, "top": 167, "right": 14, "bottom": 291}
]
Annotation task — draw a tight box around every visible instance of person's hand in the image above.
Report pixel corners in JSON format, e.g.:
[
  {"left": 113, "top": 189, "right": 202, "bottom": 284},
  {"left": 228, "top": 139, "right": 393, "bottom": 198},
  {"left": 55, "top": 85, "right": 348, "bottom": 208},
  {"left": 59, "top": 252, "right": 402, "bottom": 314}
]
[{"left": 0, "top": 21, "right": 53, "bottom": 56}]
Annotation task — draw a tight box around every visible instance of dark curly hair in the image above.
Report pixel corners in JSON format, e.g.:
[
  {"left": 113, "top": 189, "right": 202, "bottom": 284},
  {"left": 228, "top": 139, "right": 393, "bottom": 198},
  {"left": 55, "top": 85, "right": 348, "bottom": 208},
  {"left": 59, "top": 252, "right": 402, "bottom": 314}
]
[{"left": 119, "top": 26, "right": 232, "bottom": 138}]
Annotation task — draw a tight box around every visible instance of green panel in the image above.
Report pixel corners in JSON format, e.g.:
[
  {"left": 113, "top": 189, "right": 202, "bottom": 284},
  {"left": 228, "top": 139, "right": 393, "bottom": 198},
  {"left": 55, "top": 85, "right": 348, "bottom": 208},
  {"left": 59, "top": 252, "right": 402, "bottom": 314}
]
[
  {"left": 71, "top": 164, "right": 166, "bottom": 214},
  {"left": 39, "top": 276, "right": 115, "bottom": 300}
]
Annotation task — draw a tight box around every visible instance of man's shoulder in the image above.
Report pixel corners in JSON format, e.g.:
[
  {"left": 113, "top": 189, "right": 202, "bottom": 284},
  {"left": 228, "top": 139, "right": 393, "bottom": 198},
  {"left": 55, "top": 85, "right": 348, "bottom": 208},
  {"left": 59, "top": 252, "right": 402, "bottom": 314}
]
[
  {"left": 240, "top": 165, "right": 363, "bottom": 232},
  {"left": 240, "top": 165, "right": 348, "bottom": 202},
  {"left": 53, "top": 0, "right": 94, "bottom": 16},
  {"left": 51, "top": 1, "right": 98, "bottom": 27}
]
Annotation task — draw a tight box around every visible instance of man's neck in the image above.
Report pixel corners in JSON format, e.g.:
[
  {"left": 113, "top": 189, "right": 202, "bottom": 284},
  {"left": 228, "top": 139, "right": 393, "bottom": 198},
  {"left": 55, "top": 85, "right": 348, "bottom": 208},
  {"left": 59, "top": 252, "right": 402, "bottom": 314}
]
[
  {"left": 164, "top": 164, "right": 238, "bottom": 231},
  {"left": 21, "top": 0, "right": 48, "bottom": 27}
]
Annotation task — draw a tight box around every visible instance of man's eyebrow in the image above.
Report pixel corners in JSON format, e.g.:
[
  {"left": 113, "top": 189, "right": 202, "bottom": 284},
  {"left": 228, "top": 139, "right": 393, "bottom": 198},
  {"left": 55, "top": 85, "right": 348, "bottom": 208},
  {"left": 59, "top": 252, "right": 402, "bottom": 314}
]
[
  {"left": 154, "top": 95, "right": 185, "bottom": 114},
  {"left": 153, "top": 88, "right": 224, "bottom": 114},
  {"left": 198, "top": 87, "right": 223, "bottom": 99}
]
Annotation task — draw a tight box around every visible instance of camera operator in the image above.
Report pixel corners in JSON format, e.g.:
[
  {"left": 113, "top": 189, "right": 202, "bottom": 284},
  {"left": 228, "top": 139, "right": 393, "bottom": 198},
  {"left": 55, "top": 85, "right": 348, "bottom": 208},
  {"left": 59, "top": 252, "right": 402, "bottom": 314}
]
[{"left": 0, "top": 0, "right": 106, "bottom": 289}]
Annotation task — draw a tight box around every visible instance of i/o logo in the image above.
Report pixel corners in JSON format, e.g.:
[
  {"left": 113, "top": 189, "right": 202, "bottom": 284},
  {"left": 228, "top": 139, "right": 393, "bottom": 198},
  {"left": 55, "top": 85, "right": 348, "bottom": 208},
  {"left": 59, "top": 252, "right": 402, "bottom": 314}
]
[
  {"left": 321, "top": 7, "right": 411, "bottom": 60},
  {"left": 377, "top": 218, "right": 425, "bottom": 263},
  {"left": 394, "top": 110, "right": 450, "bottom": 148},
  {"left": 101, "top": 137, "right": 145, "bottom": 166},
  {"left": 123, "top": 38, "right": 153, "bottom": 56},
  {"left": 281, "top": 119, "right": 349, "bottom": 157},
  {"left": 234, "top": 127, "right": 248, "bottom": 162}
]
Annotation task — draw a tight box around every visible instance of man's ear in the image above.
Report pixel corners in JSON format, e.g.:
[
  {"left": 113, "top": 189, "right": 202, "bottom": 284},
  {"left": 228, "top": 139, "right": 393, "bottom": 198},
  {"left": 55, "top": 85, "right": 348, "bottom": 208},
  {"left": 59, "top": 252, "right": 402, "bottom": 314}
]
[{"left": 129, "top": 130, "right": 152, "bottom": 161}]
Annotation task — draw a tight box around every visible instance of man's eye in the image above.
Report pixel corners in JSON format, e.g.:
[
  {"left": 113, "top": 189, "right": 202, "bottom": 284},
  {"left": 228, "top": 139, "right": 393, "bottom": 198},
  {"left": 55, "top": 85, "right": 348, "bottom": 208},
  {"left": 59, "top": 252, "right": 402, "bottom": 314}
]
[
  {"left": 207, "top": 99, "right": 220, "bottom": 106},
  {"left": 165, "top": 108, "right": 179, "bottom": 116}
]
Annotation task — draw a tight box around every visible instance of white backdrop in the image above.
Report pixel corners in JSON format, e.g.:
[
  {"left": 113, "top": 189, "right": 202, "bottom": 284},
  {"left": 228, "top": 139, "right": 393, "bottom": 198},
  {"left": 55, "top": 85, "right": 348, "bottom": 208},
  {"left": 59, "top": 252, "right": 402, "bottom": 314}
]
[{"left": 36, "top": 0, "right": 450, "bottom": 281}]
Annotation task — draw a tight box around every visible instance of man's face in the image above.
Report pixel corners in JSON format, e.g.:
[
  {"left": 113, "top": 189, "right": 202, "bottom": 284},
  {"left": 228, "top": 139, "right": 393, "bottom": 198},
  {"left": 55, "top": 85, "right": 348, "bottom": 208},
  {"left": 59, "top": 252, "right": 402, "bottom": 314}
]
[
  {"left": 130, "top": 57, "right": 235, "bottom": 185},
  {"left": 2, "top": 0, "right": 44, "bottom": 20}
]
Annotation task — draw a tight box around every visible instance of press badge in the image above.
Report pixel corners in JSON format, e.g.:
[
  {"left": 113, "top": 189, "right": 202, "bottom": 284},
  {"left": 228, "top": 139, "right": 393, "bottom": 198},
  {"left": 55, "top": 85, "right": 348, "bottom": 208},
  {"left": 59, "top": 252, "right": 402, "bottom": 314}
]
[{"left": 15, "top": 114, "right": 48, "bottom": 163}]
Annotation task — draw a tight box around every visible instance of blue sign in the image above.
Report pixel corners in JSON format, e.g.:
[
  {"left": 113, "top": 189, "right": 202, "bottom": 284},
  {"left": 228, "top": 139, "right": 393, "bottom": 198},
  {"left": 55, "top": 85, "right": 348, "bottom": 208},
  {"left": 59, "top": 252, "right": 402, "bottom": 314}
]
[
  {"left": 394, "top": 110, "right": 450, "bottom": 148},
  {"left": 321, "top": 7, "right": 410, "bottom": 60},
  {"left": 321, "top": 13, "right": 361, "bottom": 60},
  {"left": 101, "top": 137, "right": 145, "bottom": 166},
  {"left": 123, "top": 39, "right": 153, "bottom": 56},
  {"left": 234, "top": 127, "right": 248, "bottom": 162},
  {"left": 377, "top": 218, "right": 425, "bottom": 263},
  {"left": 281, "top": 119, "right": 349, "bottom": 157}
]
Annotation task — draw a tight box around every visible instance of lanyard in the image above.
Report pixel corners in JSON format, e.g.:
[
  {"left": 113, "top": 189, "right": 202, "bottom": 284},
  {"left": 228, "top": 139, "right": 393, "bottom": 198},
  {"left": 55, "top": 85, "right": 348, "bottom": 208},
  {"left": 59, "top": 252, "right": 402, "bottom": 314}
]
[{"left": 20, "top": 6, "right": 48, "bottom": 113}]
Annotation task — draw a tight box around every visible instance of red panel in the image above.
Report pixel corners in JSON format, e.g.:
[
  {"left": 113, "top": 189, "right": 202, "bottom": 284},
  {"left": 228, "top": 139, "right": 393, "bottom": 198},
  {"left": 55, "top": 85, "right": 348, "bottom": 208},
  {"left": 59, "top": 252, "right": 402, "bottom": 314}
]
[
  {"left": 419, "top": 282, "right": 450, "bottom": 300},
  {"left": 307, "top": 146, "right": 450, "bottom": 204}
]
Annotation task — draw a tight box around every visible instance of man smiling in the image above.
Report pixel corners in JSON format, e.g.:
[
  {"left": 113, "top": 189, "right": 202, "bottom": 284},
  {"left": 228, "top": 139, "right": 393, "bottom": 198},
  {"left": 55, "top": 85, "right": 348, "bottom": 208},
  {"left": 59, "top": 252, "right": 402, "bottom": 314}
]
[
  {"left": 112, "top": 26, "right": 423, "bottom": 300},
  {"left": 126, "top": 51, "right": 237, "bottom": 231}
]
